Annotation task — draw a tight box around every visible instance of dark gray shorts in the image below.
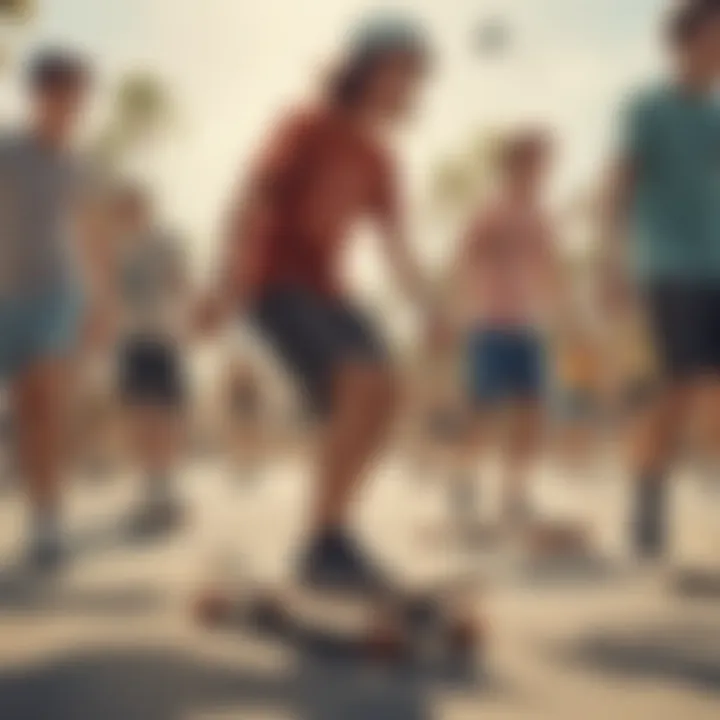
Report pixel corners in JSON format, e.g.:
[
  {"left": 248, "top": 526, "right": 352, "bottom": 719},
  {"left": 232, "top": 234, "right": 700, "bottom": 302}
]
[
  {"left": 119, "top": 336, "right": 186, "bottom": 409},
  {"left": 253, "top": 287, "right": 388, "bottom": 415},
  {"left": 645, "top": 282, "right": 720, "bottom": 380}
]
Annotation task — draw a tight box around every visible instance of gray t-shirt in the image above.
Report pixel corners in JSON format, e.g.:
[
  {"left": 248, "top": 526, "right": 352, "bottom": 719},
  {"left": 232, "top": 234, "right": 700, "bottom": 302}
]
[
  {"left": 0, "top": 130, "right": 88, "bottom": 297},
  {"left": 117, "top": 228, "right": 187, "bottom": 338}
]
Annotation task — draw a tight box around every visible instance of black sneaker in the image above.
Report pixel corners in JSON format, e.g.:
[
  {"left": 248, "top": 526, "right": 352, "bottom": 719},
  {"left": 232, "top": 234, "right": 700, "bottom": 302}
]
[
  {"left": 27, "top": 535, "right": 65, "bottom": 573},
  {"left": 125, "top": 498, "right": 183, "bottom": 542},
  {"left": 298, "top": 529, "right": 389, "bottom": 595},
  {"left": 632, "top": 480, "right": 667, "bottom": 560}
]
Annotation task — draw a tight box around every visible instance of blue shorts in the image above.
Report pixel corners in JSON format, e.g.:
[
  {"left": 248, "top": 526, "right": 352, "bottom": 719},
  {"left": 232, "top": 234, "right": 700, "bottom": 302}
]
[
  {"left": 466, "top": 328, "right": 546, "bottom": 407},
  {"left": 0, "top": 288, "right": 84, "bottom": 380}
]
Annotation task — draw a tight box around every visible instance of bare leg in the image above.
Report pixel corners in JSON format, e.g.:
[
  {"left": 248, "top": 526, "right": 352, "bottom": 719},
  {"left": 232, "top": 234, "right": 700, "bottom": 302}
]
[
  {"left": 629, "top": 384, "right": 689, "bottom": 557},
  {"left": 502, "top": 402, "right": 543, "bottom": 526},
  {"left": 313, "top": 362, "right": 396, "bottom": 532},
  {"left": 125, "top": 405, "right": 183, "bottom": 536},
  {"left": 129, "top": 406, "right": 181, "bottom": 480},
  {"left": 12, "top": 359, "right": 69, "bottom": 564}
]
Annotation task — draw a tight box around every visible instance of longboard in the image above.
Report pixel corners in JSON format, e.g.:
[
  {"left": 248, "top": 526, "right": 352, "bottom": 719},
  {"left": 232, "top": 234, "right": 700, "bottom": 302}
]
[
  {"left": 192, "top": 572, "right": 485, "bottom": 664},
  {"left": 671, "top": 568, "right": 720, "bottom": 598}
]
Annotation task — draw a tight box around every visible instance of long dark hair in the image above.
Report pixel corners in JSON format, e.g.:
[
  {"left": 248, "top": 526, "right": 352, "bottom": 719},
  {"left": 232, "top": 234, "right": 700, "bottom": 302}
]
[
  {"left": 328, "top": 52, "right": 386, "bottom": 109},
  {"left": 327, "top": 47, "right": 428, "bottom": 110}
]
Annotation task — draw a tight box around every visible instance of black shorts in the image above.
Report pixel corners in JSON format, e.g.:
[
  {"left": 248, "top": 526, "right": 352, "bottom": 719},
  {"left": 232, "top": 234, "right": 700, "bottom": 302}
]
[
  {"left": 119, "top": 337, "right": 186, "bottom": 408},
  {"left": 253, "top": 287, "right": 388, "bottom": 416},
  {"left": 646, "top": 282, "right": 720, "bottom": 380}
]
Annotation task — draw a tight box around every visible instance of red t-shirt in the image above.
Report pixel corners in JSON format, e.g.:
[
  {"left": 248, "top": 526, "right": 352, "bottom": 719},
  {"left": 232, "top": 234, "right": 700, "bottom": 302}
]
[{"left": 244, "top": 106, "right": 397, "bottom": 298}]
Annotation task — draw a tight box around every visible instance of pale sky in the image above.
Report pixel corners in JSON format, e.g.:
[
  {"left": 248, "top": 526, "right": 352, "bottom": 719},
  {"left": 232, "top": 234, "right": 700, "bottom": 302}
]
[{"left": 0, "top": 0, "right": 669, "bottom": 306}]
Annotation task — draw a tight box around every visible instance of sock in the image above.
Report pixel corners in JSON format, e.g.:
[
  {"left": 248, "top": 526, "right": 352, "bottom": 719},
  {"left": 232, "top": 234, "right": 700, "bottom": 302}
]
[
  {"left": 633, "top": 473, "right": 667, "bottom": 558},
  {"left": 450, "top": 473, "right": 478, "bottom": 521},
  {"left": 315, "top": 526, "right": 346, "bottom": 550},
  {"left": 33, "top": 506, "right": 61, "bottom": 547},
  {"left": 146, "top": 473, "right": 173, "bottom": 508}
]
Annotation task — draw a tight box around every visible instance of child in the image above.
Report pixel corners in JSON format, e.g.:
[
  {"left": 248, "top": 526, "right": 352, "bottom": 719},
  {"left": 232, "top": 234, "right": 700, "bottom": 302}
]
[
  {"left": 456, "top": 130, "right": 560, "bottom": 531},
  {"left": 112, "top": 185, "right": 189, "bottom": 538}
]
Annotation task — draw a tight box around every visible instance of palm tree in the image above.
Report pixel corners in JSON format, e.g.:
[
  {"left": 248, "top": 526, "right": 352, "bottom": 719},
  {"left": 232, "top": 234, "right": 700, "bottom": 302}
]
[
  {"left": 0, "top": 0, "right": 36, "bottom": 23},
  {"left": 430, "top": 127, "right": 502, "bottom": 221},
  {"left": 0, "top": 0, "right": 37, "bottom": 75},
  {"left": 92, "top": 70, "right": 175, "bottom": 169},
  {"left": 115, "top": 71, "right": 173, "bottom": 138},
  {"left": 472, "top": 16, "right": 513, "bottom": 59}
]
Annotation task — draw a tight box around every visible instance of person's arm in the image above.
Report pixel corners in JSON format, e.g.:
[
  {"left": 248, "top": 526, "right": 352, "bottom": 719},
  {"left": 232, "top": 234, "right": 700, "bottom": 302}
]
[
  {"left": 597, "top": 158, "right": 637, "bottom": 314},
  {"left": 447, "top": 210, "right": 493, "bottom": 324},
  {"left": 209, "top": 179, "right": 269, "bottom": 317},
  {"left": 599, "top": 158, "right": 636, "bottom": 267},
  {"left": 376, "top": 215, "right": 435, "bottom": 315},
  {"left": 371, "top": 157, "right": 436, "bottom": 318},
  {"left": 537, "top": 214, "right": 570, "bottom": 326},
  {"left": 74, "top": 186, "right": 118, "bottom": 348},
  {"left": 598, "top": 94, "right": 645, "bottom": 312}
]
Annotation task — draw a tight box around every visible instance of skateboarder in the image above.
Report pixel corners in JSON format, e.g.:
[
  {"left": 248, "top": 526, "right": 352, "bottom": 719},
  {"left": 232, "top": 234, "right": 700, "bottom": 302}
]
[{"left": 198, "top": 16, "right": 445, "bottom": 591}]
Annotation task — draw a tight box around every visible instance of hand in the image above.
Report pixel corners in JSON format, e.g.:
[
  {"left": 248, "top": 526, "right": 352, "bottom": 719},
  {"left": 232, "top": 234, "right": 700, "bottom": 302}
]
[{"left": 193, "top": 292, "right": 231, "bottom": 338}]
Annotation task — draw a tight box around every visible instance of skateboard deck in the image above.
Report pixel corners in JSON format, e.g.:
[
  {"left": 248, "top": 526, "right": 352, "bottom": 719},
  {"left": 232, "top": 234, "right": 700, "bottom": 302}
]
[{"left": 192, "top": 572, "right": 485, "bottom": 664}]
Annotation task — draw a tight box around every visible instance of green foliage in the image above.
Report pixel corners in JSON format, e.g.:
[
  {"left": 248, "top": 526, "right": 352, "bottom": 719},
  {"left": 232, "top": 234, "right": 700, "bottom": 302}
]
[
  {"left": 91, "top": 71, "right": 176, "bottom": 169},
  {"left": 114, "top": 71, "right": 173, "bottom": 139},
  {"left": 430, "top": 128, "right": 502, "bottom": 217},
  {"left": 472, "top": 17, "right": 512, "bottom": 57},
  {"left": 0, "top": 0, "right": 36, "bottom": 24}
]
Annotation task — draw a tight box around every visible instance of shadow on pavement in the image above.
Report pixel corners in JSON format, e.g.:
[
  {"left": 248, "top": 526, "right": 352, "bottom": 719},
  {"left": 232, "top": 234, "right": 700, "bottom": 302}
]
[
  {"left": 0, "top": 644, "right": 508, "bottom": 720},
  {"left": 552, "top": 619, "right": 720, "bottom": 693},
  {"left": 0, "top": 568, "right": 163, "bottom": 617}
]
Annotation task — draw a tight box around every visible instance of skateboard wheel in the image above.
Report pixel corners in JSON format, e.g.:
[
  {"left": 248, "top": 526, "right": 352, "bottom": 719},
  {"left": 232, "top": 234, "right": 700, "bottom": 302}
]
[
  {"left": 447, "top": 616, "right": 483, "bottom": 652},
  {"left": 193, "top": 590, "right": 233, "bottom": 625},
  {"left": 366, "top": 625, "right": 406, "bottom": 660},
  {"left": 249, "top": 597, "right": 287, "bottom": 630},
  {"left": 405, "top": 595, "right": 438, "bottom": 629}
]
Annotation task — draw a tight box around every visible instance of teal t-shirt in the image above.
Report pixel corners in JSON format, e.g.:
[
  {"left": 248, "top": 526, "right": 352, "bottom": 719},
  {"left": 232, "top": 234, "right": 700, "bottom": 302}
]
[{"left": 622, "top": 83, "right": 720, "bottom": 283}]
